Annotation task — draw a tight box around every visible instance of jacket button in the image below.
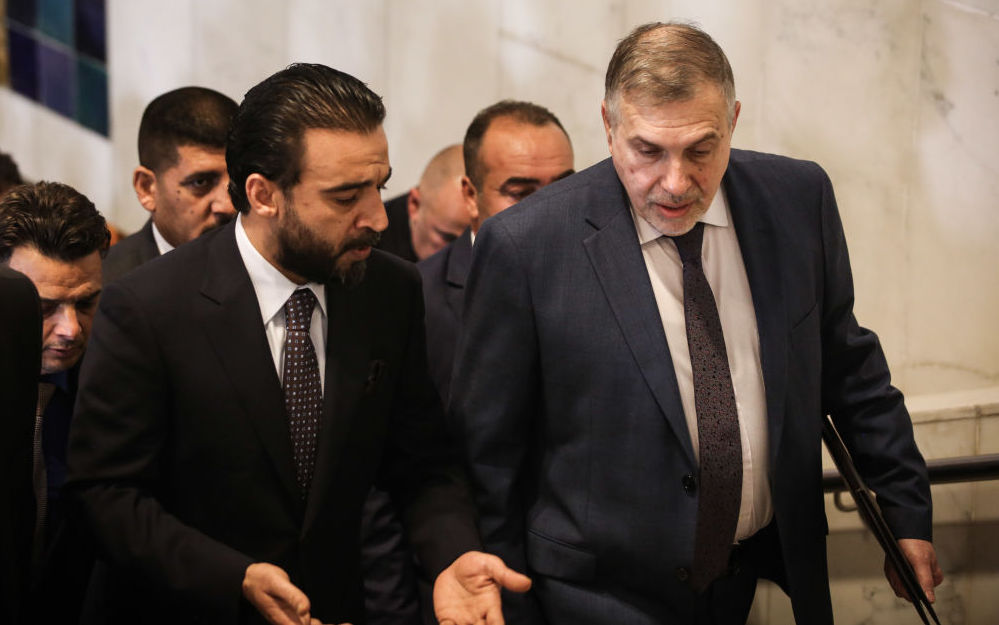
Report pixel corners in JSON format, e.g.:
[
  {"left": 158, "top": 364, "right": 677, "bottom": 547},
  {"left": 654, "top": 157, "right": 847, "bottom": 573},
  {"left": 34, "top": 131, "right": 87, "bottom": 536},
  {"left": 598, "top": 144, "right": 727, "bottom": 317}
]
[
  {"left": 682, "top": 473, "right": 697, "bottom": 495},
  {"left": 676, "top": 567, "right": 690, "bottom": 582}
]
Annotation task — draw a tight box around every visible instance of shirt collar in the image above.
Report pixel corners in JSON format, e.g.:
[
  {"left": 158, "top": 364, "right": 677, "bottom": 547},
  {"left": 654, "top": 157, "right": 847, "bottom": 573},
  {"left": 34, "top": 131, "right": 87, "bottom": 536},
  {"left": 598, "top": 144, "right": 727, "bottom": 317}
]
[
  {"left": 150, "top": 221, "right": 176, "bottom": 255},
  {"left": 631, "top": 186, "right": 731, "bottom": 245},
  {"left": 234, "top": 214, "right": 327, "bottom": 326}
]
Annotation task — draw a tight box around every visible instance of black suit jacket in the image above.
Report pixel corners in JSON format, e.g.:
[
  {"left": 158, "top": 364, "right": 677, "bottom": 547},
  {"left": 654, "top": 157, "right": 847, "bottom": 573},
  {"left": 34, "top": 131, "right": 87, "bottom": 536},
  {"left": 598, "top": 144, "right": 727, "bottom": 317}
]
[
  {"left": 417, "top": 228, "right": 472, "bottom": 404},
  {"left": 102, "top": 218, "right": 159, "bottom": 284},
  {"left": 376, "top": 193, "right": 417, "bottom": 262},
  {"left": 453, "top": 153, "right": 931, "bottom": 624},
  {"left": 67, "top": 222, "right": 479, "bottom": 624},
  {"left": 0, "top": 266, "right": 40, "bottom": 625}
]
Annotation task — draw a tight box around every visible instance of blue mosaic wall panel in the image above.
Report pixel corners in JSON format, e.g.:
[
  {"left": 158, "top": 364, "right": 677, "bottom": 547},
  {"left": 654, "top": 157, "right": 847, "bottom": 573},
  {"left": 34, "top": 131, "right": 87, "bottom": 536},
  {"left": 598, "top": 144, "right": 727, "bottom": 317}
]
[{"left": 5, "top": 0, "right": 108, "bottom": 136}]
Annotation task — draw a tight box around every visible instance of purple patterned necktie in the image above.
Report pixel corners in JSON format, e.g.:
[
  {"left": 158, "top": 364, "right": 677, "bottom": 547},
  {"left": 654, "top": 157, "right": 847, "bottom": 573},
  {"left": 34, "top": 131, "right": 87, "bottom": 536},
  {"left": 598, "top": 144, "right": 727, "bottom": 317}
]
[
  {"left": 670, "top": 222, "right": 743, "bottom": 591},
  {"left": 283, "top": 288, "right": 323, "bottom": 497}
]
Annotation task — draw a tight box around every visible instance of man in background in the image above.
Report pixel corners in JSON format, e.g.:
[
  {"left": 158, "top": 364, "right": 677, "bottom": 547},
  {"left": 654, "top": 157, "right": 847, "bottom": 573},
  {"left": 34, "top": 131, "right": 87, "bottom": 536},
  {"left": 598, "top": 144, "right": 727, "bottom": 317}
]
[
  {"left": 1, "top": 181, "right": 110, "bottom": 624},
  {"left": 419, "top": 101, "right": 574, "bottom": 403},
  {"left": 377, "top": 144, "right": 469, "bottom": 262},
  {"left": 0, "top": 150, "right": 25, "bottom": 196},
  {"left": 103, "top": 86, "right": 237, "bottom": 282},
  {"left": 0, "top": 264, "right": 40, "bottom": 625}
]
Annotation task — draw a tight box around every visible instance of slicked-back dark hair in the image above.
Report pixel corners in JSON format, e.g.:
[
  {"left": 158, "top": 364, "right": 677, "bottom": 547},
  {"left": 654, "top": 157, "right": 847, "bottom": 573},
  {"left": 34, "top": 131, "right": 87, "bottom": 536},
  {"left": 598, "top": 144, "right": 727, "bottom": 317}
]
[
  {"left": 0, "top": 151, "right": 24, "bottom": 196},
  {"left": 138, "top": 86, "right": 238, "bottom": 173},
  {"left": 227, "top": 63, "right": 386, "bottom": 213},
  {"left": 462, "top": 100, "right": 569, "bottom": 190},
  {"left": 0, "top": 181, "right": 110, "bottom": 263}
]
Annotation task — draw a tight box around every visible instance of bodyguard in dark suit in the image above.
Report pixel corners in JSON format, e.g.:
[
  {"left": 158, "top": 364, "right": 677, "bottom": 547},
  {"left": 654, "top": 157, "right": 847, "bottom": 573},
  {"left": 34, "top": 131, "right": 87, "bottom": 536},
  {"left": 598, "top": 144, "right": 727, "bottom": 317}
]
[
  {"left": 0, "top": 265, "right": 39, "bottom": 625},
  {"left": 67, "top": 63, "right": 527, "bottom": 625},
  {"left": 419, "top": 101, "right": 574, "bottom": 403},
  {"left": 452, "top": 23, "right": 941, "bottom": 624},
  {"left": 103, "top": 87, "right": 237, "bottom": 284},
  {"left": 1, "top": 182, "right": 110, "bottom": 625}
]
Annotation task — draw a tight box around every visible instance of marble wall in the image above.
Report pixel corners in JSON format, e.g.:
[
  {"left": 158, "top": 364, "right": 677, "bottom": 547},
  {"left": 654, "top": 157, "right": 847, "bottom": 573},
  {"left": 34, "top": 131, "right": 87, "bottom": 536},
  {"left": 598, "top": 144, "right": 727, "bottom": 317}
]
[{"left": 1, "top": 0, "right": 997, "bottom": 621}]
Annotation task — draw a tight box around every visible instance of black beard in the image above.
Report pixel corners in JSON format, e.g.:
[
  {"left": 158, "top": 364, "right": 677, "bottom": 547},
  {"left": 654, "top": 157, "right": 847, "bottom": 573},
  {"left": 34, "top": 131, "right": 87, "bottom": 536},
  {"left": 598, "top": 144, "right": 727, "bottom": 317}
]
[{"left": 275, "top": 203, "right": 380, "bottom": 287}]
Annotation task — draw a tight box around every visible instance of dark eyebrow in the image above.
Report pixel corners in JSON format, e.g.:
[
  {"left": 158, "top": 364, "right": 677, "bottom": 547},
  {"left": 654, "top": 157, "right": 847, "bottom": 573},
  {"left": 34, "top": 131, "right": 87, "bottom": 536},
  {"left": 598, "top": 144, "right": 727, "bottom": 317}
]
[
  {"left": 553, "top": 169, "right": 575, "bottom": 181},
  {"left": 39, "top": 289, "right": 102, "bottom": 306},
  {"left": 323, "top": 168, "right": 393, "bottom": 194},
  {"left": 179, "top": 169, "right": 223, "bottom": 185},
  {"left": 499, "top": 177, "right": 542, "bottom": 189}
]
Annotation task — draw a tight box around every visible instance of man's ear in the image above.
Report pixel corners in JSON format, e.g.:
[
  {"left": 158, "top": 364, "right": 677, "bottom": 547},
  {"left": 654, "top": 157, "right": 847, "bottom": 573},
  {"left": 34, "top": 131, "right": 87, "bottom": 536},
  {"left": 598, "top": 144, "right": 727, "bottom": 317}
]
[
  {"left": 460, "top": 176, "right": 478, "bottom": 224},
  {"left": 406, "top": 187, "right": 421, "bottom": 220},
  {"left": 132, "top": 166, "right": 158, "bottom": 214},
  {"left": 245, "top": 173, "right": 281, "bottom": 219},
  {"left": 600, "top": 100, "right": 614, "bottom": 153}
]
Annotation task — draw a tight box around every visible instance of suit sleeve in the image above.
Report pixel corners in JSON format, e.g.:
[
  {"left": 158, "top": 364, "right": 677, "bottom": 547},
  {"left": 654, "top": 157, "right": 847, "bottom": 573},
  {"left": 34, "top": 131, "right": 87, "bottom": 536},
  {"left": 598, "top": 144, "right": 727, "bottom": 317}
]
[
  {"left": 66, "top": 282, "right": 252, "bottom": 621},
  {"left": 379, "top": 264, "right": 481, "bottom": 579},
  {"left": 816, "top": 170, "right": 933, "bottom": 541},
  {"left": 450, "top": 220, "right": 547, "bottom": 623}
]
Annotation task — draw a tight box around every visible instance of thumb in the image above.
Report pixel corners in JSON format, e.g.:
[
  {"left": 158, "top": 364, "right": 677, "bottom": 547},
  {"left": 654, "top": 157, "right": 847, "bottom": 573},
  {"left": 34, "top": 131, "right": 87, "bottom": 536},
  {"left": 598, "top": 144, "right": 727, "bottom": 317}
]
[{"left": 485, "top": 555, "right": 532, "bottom": 593}]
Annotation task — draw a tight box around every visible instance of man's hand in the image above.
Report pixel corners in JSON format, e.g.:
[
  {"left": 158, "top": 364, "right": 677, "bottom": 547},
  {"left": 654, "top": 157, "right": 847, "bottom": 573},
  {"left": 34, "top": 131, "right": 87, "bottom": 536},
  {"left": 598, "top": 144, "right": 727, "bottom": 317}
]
[
  {"left": 243, "top": 562, "right": 340, "bottom": 625},
  {"left": 434, "top": 551, "right": 532, "bottom": 625},
  {"left": 885, "top": 538, "right": 944, "bottom": 603}
]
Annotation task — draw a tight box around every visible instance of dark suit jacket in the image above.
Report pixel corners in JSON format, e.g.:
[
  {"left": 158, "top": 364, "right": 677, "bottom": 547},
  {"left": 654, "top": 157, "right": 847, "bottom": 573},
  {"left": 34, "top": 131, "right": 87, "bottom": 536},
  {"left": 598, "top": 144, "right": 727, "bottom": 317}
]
[
  {"left": 0, "top": 266, "right": 39, "bottom": 625},
  {"left": 452, "top": 153, "right": 931, "bottom": 624},
  {"left": 376, "top": 193, "right": 418, "bottom": 262},
  {"left": 417, "top": 228, "right": 472, "bottom": 404},
  {"left": 101, "top": 218, "right": 158, "bottom": 284},
  {"left": 67, "top": 222, "right": 479, "bottom": 624}
]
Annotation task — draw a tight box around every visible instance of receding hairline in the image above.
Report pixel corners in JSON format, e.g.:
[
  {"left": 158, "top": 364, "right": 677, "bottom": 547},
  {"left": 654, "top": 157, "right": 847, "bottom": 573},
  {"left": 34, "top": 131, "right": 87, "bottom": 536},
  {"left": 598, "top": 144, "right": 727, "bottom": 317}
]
[{"left": 604, "top": 21, "right": 737, "bottom": 125}]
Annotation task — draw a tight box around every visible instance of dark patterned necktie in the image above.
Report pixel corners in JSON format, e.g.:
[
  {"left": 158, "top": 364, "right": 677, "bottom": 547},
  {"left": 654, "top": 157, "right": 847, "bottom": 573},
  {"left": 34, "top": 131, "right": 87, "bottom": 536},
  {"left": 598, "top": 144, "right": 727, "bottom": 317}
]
[
  {"left": 283, "top": 288, "right": 323, "bottom": 497},
  {"left": 670, "top": 222, "right": 743, "bottom": 591}
]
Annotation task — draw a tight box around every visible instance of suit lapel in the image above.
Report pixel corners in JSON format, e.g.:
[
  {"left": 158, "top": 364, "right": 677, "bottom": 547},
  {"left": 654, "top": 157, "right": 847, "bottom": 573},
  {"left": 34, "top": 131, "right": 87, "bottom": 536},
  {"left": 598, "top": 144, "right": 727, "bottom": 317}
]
[
  {"left": 303, "top": 278, "right": 370, "bottom": 527},
  {"left": 198, "top": 224, "right": 302, "bottom": 509},
  {"left": 444, "top": 229, "right": 472, "bottom": 323},
  {"left": 723, "top": 153, "right": 789, "bottom": 470},
  {"left": 581, "top": 160, "right": 696, "bottom": 466}
]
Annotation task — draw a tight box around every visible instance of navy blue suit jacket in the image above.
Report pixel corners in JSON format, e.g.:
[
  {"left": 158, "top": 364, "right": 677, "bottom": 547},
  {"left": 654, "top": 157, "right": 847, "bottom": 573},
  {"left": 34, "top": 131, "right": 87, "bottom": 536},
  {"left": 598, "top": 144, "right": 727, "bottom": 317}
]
[
  {"left": 452, "top": 152, "right": 931, "bottom": 624},
  {"left": 418, "top": 228, "right": 472, "bottom": 405}
]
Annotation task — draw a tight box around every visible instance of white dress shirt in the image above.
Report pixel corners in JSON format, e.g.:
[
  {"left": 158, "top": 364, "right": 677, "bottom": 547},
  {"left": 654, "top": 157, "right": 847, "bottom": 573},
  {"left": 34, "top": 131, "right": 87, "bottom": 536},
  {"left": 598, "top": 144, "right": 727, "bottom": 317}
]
[
  {"left": 151, "top": 221, "right": 175, "bottom": 256},
  {"left": 234, "top": 215, "right": 328, "bottom": 390},
  {"left": 631, "top": 189, "right": 772, "bottom": 540}
]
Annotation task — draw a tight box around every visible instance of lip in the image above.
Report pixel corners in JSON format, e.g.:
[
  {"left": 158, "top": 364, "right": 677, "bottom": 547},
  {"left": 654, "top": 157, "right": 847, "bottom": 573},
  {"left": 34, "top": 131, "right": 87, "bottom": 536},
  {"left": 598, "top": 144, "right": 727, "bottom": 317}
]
[
  {"left": 345, "top": 246, "right": 372, "bottom": 260},
  {"left": 45, "top": 345, "right": 79, "bottom": 359},
  {"left": 654, "top": 202, "right": 693, "bottom": 218}
]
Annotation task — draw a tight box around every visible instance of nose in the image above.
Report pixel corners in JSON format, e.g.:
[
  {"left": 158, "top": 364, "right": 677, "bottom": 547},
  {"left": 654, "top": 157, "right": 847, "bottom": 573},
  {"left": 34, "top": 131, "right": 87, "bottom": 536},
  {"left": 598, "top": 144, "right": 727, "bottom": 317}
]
[
  {"left": 359, "top": 192, "right": 389, "bottom": 233},
  {"left": 211, "top": 175, "right": 236, "bottom": 216},
  {"left": 659, "top": 158, "right": 691, "bottom": 199},
  {"left": 53, "top": 304, "right": 82, "bottom": 342}
]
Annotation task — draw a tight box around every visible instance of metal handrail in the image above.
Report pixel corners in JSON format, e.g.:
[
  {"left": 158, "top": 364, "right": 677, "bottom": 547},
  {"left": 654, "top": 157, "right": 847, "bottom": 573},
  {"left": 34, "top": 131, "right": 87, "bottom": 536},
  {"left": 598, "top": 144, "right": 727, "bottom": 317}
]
[{"left": 823, "top": 452, "right": 999, "bottom": 493}]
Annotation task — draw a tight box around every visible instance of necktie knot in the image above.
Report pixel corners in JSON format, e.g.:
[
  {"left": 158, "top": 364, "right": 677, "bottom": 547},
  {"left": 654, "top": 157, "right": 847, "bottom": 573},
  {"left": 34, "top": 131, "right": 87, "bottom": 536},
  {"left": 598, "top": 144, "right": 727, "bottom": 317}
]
[
  {"left": 670, "top": 221, "right": 705, "bottom": 265},
  {"left": 285, "top": 289, "right": 317, "bottom": 332}
]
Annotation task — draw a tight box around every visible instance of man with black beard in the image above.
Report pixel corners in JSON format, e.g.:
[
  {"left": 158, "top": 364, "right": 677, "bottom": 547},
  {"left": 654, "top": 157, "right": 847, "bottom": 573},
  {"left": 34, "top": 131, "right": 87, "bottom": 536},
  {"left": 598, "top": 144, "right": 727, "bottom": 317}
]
[{"left": 67, "top": 63, "right": 527, "bottom": 625}]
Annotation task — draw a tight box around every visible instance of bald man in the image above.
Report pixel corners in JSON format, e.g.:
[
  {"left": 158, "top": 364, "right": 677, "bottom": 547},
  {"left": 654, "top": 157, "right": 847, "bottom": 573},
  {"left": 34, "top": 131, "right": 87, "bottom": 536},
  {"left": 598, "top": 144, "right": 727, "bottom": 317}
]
[{"left": 377, "top": 145, "right": 470, "bottom": 262}]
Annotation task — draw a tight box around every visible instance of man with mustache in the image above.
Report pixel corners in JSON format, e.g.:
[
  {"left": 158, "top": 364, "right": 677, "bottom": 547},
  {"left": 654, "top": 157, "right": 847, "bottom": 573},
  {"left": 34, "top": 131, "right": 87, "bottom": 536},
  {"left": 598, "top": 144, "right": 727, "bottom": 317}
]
[
  {"left": 453, "top": 22, "right": 939, "bottom": 624},
  {"left": 103, "top": 86, "right": 238, "bottom": 283},
  {"left": 67, "top": 63, "right": 526, "bottom": 625},
  {"left": 0, "top": 181, "right": 110, "bottom": 623}
]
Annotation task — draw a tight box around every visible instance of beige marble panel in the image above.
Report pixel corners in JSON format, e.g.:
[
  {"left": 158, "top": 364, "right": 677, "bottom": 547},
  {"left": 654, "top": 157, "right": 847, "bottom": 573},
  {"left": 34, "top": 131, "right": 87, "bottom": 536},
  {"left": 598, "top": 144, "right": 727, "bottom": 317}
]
[
  {"left": 494, "top": 34, "right": 607, "bottom": 172},
  {"left": 381, "top": 0, "right": 501, "bottom": 189},
  {"left": 496, "top": 1, "right": 624, "bottom": 171},
  {"left": 904, "top": 0, "right": 999, "bottom": 395},
  {"left": 757, "top": 0, "right": 923, "bottom": 390}
]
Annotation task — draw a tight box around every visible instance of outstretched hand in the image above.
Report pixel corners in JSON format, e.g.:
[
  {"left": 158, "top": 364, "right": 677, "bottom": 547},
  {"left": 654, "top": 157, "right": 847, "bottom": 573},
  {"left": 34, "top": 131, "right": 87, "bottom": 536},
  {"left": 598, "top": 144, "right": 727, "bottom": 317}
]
[
  {"left": 885, "top": 538, "right": 944, "bottom": 603},
  {"left": 434, "top": 551, "right": 532, "bottom": 625},
  {"left": 242, "top": 562, "right": 346, "bottom": 625}
]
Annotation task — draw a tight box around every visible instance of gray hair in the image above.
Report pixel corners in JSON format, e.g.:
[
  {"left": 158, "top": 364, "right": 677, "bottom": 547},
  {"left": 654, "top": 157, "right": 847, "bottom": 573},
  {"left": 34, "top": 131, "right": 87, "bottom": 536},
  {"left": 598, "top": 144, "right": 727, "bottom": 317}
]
[{"left": 605, "top": 22, "right": 736, "bottom": 126}]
